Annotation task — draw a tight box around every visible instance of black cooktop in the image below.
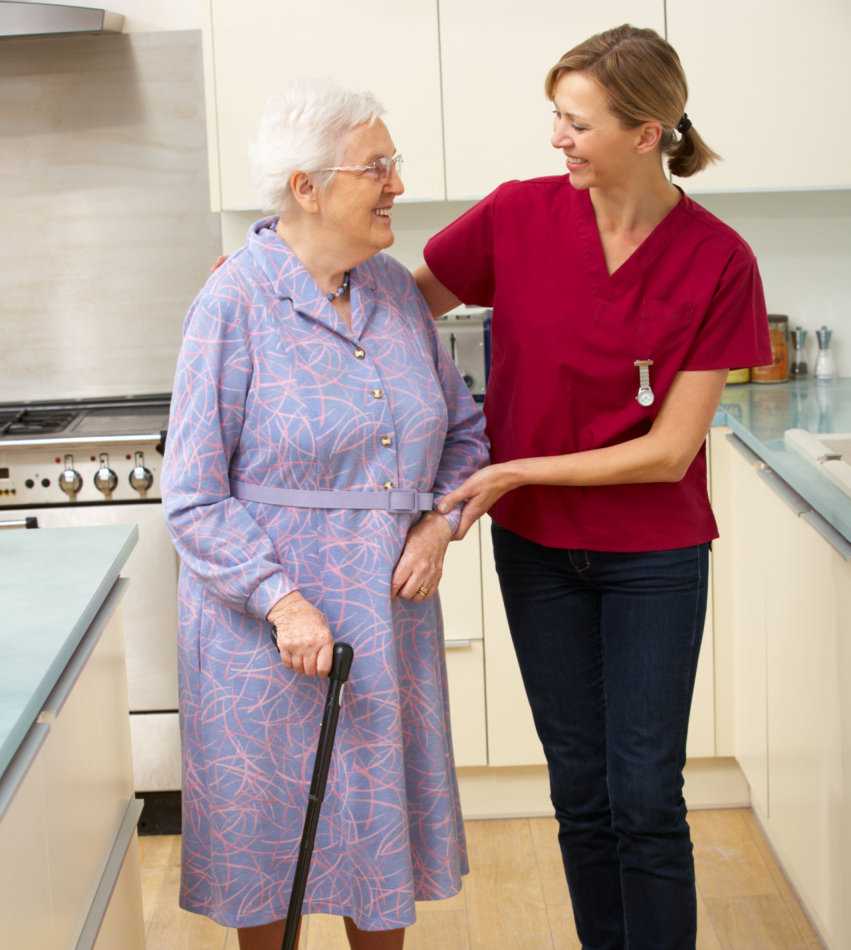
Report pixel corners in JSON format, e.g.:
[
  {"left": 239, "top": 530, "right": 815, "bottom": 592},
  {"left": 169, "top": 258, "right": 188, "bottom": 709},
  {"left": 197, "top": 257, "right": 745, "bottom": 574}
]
[{"left": 0, "top": 394, "right": 171, "bottom": 441}]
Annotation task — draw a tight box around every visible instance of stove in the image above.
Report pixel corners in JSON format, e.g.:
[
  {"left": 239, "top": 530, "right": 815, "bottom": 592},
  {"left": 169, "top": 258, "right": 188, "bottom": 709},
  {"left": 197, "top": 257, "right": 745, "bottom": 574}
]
[{"left": 0, "top": 394, "right": 170, "bottom": 506}]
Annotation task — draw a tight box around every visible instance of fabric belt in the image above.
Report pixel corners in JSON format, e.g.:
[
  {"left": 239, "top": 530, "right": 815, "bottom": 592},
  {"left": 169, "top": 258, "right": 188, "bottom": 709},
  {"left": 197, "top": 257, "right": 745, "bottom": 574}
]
[{"left": 230, "top": 479, "right": 434, "bottom": 513}]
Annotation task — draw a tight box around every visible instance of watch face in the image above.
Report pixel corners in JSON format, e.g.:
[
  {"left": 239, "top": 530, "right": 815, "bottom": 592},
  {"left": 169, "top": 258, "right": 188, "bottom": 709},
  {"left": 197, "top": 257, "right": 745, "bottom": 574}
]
[{"left": 637, "top": 388, "right": 655, "bottom": 407}]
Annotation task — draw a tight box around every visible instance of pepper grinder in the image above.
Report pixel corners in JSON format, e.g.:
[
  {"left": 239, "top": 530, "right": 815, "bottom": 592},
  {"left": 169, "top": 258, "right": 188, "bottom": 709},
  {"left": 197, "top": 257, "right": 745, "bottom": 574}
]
[
  {"left": 815, "top": 326, "right": 836, "bottom": 381},
  {"left": 789, "top": 326, "right": 808, "bottom": 379}
]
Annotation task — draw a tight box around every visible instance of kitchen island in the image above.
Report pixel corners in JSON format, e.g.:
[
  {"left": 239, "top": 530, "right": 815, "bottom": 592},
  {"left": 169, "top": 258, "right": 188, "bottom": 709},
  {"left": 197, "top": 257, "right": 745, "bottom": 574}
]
[{"left": 0, "top": 524, "right": 145, "bottom": 950}]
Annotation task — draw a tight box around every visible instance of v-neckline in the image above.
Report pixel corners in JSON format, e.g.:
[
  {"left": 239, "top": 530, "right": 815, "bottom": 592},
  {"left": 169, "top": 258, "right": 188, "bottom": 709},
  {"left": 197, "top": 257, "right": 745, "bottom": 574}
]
[{"left": 574, "top": 185, "right": 688, "bottom": 302}]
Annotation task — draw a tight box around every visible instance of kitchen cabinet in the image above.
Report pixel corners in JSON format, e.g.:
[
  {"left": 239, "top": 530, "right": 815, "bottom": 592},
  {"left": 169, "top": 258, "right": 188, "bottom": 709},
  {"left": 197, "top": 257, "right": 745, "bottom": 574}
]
[
  {"left": 443, "top": 510, "right": 716, "bottom": 774},
  {"left": 204, "top": 0, "right": 444, "bottom": 208},
  {"left": 439, "top": 0, "right": 665, "bottom": 200},
  {"left": 710, "top": 430, "right": 769, "bottom": 812},
  {"left": 203, "top": 1, "right": 665, "bottom": 209},
  {"left": 441, "top": 522, "right": 488, "bottom": 767},
  {"left": 710, "top": 426, "right": 851, "bottom": 949},
  {"left": 666, "top": 0, "right": 851, "bottom": 191},
  {"left": 0, "top": 526, "right": 145, "bottom": 950}
]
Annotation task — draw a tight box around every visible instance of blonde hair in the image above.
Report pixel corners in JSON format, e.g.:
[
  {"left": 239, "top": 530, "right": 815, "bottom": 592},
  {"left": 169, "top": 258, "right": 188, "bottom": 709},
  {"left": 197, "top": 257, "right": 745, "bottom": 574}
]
[{"left": 545, "top": 24, "right": 720, "bottom": 177}]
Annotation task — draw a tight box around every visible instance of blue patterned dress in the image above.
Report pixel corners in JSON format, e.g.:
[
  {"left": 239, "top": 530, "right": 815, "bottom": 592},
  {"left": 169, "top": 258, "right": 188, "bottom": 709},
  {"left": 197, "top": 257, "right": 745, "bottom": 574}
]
[{"left": 161, "top": 218, "right": 489, "bottom": 931}]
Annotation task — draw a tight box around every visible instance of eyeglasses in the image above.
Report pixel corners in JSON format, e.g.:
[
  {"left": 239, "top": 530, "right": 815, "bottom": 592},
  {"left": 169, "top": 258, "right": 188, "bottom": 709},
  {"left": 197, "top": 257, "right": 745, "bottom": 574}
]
[{"left": 322, "top": 154, "right": 403, "bottom": 183}]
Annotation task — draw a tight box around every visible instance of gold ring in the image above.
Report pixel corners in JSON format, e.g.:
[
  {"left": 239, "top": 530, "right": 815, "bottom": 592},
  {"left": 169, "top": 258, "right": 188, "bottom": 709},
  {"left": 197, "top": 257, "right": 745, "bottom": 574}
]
[{"left": 417, "top": 586, "right": 430, "bottom": 597}]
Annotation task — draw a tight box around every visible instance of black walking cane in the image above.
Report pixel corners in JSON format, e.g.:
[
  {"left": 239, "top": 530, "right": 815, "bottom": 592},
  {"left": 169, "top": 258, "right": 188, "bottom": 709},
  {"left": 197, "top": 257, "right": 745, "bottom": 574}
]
[{"left": 270, "top": 630, "right": 354, "bottom": 950}]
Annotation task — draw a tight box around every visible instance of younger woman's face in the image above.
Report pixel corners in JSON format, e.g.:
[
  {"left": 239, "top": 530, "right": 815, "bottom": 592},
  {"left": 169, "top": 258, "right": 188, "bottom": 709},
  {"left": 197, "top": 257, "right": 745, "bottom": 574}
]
[{"left": 550, "top": 71, "right": 646, "bottom": 190}]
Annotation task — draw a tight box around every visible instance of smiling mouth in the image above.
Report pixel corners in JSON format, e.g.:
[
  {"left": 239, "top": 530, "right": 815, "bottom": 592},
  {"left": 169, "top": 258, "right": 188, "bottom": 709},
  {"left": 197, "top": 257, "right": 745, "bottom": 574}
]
[
  {"left": 373, "top": 207, "right": 392, "bottom": 218},
  {"left": 565, "top": 156, "right": 587, "bottom": 166}
]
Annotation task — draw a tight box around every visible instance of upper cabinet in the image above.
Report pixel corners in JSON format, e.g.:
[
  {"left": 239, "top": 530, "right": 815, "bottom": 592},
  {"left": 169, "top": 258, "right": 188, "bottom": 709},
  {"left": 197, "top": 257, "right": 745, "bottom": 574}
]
[
  {"left": 666, "top": 0, "right": 851, "bottom": 191},
  {"left": 439, "top": 0, "right": 664, "bottom": 199},
  {"left": 204, "top": 1, "right": 665, "bottom": 209},
  {"left": 204, "top": 0, "right": 444, "bottom": 209},
  {"left": 205, "top": 1, "right": 847, "bottom": 208}
]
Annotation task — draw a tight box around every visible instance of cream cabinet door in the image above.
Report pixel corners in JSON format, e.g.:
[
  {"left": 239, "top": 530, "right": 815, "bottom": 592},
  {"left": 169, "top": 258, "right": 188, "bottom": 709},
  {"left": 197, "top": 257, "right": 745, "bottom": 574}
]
[
  {"left": 666, "top": 0, "right": 851, "bottom": 191},
  {"left": 439, "top": 0, "right": 666, "bottom": 200},
  {"left": 441, "top": 524, "right": 488, "bottom": 767},
  {"left": 480, "top": 516, "right": 546, "bottom": 767},
  {"left": 206, "top": 0, "right": 445, "bottom": 209},
  {"left": 762, "top": 494, "right": 846, "bottom": 947},
  {"left": 709, "top": 428, "right": 769, "bottom": 815}
]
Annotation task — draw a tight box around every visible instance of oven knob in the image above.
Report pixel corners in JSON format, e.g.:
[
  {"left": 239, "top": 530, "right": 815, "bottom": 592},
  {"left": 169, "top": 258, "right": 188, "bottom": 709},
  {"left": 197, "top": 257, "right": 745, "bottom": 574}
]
[
  {"left": 129, "top": 452, "right": 153, "bottom": 494},
  {"left": 59, "top": 455, "right": 82, "bottom": 497},
  {"left": 94, "top": 454, "right": 118, "bottom": 496}
]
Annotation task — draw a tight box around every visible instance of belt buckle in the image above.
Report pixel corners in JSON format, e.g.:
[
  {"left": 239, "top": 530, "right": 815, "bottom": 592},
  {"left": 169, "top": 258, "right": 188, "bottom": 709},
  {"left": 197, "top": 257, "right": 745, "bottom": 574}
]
[{"left": 386, "top": 489, "right": 417, "bottom": 512}]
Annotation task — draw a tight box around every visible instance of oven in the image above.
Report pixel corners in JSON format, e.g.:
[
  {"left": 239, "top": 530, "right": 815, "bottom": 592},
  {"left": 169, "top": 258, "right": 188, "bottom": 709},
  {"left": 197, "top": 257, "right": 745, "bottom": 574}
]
[{"left": 0, "top": 395, "right": 181, "bottom": 798}]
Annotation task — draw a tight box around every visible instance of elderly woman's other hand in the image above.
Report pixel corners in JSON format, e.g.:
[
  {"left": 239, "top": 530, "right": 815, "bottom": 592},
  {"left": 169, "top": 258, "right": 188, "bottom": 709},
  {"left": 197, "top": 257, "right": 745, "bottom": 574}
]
[
  {"left": 391, "top": 511, "right": 453, "bottom": 602},
  {"left": 268, "top": 591, "right": 335, "bottom": 676}
]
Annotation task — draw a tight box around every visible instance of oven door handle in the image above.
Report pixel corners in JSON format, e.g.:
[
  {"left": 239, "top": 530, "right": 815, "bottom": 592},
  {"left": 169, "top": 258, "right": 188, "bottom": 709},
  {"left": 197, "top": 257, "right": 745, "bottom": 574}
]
[{"left": 0, "top": 516, "right": 39, "bottom": 530}]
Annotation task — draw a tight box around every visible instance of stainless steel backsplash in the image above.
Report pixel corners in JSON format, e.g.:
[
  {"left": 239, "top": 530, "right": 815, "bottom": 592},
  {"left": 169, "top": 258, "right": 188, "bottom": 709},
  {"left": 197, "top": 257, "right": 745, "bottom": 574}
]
[{"left": 0, "top": 29, "right": 221, "bottom": 401}]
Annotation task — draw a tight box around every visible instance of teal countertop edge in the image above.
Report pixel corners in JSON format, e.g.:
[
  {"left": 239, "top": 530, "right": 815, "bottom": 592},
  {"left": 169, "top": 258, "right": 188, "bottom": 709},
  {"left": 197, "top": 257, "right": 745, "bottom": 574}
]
[
  {"left": 0, "top": 524, "right": 138, "bottom": 780},
  {"left": 711, "top": 377, "right": 851, "bottom": 545}
]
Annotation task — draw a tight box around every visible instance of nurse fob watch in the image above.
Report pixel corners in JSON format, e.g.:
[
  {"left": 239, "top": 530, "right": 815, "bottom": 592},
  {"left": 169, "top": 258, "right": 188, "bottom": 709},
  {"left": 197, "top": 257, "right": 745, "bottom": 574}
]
[{"left": 634, "top": 359, "right": 655, "bottom": 407}]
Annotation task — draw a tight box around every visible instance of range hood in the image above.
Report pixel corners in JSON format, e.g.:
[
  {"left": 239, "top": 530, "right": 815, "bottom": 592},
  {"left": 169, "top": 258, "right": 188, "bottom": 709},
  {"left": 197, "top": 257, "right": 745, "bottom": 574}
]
[{"left": 0, "top": 1, "right": 124, "bottom": 37}]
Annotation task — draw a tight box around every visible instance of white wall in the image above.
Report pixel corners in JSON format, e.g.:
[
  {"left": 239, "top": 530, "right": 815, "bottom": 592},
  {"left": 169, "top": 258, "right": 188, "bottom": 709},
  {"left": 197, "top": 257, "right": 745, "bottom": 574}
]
[{"left": 222, "top": 187, "right": 851, "bottom": 379}]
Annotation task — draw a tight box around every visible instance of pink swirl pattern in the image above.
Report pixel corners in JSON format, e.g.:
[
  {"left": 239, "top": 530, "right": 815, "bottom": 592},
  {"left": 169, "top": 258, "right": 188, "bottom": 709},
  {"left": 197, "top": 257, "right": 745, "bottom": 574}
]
[{"left": 161, "top": 218, "right": 489, "bottom": 931}]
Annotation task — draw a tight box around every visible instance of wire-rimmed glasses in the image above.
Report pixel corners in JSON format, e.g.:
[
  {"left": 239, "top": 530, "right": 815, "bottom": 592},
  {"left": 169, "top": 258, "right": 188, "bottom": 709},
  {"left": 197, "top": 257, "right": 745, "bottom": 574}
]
[{"left": 322, "top": 154, "right": 403, "bottom": 183}]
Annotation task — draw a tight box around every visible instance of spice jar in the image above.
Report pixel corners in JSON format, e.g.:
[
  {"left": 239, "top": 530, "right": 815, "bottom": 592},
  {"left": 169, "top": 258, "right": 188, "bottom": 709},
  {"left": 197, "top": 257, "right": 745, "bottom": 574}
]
[{"left": 751, "top": 314, "right": 789, "bottom": 383}]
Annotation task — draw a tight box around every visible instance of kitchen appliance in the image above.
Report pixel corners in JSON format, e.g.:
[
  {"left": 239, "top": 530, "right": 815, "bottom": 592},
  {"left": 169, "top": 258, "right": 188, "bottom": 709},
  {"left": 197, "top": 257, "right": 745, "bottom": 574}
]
[
  {"left": 0, "top": 1, "right": 123, "bottom": 37},
  {"left": 0, "top": 394, "right": 180, "bottom": 798},
  {"left": 435, "top": 307, "right": 492, "bottom": 402}
]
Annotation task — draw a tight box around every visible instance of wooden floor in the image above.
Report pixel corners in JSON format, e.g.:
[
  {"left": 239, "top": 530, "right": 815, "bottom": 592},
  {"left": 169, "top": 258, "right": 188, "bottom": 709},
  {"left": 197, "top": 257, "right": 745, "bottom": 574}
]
[{"left": 139, "top": 808, "right": 823, "bottom": 949}]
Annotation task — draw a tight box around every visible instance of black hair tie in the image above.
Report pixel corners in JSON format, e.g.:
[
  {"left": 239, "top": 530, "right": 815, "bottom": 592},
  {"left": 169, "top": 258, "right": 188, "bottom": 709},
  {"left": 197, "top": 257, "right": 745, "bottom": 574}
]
[{"left": 677, "top": 113, "right": 692, "bottom": 135}]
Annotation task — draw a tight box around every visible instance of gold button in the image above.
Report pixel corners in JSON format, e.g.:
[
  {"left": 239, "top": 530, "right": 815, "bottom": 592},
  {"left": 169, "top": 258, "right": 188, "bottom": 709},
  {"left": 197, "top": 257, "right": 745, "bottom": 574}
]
[
  {"left": 354, "top": 347, "right": 365, "bottom": 359},
  {"left": 383, "top": 480, "right": 395, "bottom": 490},
  {"left": 371, "top": 388, "right": 384, "bottom": 399},
  {"left": 380, "top": 436, "right": 392, "bottom": 447}
]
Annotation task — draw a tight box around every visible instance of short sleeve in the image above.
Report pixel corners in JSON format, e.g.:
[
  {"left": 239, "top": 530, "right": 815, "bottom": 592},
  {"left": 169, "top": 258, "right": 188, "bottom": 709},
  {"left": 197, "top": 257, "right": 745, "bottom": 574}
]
[
  {"left": 423, "top": 187, "right": 500, "bottom": 306},
  {"left": 681, "top": 243, "right": 772, "bottom": 371}
]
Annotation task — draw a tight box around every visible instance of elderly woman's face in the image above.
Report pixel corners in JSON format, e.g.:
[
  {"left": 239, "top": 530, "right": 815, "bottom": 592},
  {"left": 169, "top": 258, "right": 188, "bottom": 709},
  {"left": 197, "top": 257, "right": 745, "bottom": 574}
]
[{"left": 318, "top": 118, "right": 404, "bottom": 259}]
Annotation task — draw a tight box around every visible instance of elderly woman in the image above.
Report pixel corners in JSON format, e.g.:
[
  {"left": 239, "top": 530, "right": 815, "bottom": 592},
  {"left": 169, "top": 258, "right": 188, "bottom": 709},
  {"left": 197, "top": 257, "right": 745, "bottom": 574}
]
[{"left": 161, "top": 78, "right": 488, "bottom": 950}]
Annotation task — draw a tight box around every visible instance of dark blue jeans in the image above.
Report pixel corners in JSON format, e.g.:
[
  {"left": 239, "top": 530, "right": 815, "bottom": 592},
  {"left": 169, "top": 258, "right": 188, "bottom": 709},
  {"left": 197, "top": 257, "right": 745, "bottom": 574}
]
[{"left": 492, "top": 524, "right": 709, "bottom": 950}]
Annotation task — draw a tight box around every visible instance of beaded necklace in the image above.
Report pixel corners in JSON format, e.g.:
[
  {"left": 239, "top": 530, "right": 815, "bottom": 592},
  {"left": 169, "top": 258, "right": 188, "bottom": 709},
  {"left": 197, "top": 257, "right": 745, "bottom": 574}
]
[{"left": 327, "top": 271, "right": 350, "bottom": 301}]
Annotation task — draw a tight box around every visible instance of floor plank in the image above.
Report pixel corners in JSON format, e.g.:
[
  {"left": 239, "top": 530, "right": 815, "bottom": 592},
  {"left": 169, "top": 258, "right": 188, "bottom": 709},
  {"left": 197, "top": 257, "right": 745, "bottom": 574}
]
[{"left": 139, "top": 809, "right": 825, "bottom": 949}]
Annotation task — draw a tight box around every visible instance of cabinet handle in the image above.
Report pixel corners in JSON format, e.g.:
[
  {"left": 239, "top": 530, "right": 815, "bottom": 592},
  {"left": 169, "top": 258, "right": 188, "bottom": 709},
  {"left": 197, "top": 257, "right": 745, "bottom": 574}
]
[
  {"left": 0, "top": 516, "right": 39, "bottom": 529},
  {"left": 801, "top": 510, "right": 851, "bottom": 561},
  {"left": 444, "top": 639, "right": 472, "bottom": 650},
  {"left": 73, "top": 797, "right": 144, "bottom": 950},
  {"left": 757, "top": 467, "right": 811, "bottom": 516},
  {"left": 39, "top": 578, "right": 128, "bottom": 719},
  {"left": 725, "top": 433, "right": 765, "bottom": 469}
]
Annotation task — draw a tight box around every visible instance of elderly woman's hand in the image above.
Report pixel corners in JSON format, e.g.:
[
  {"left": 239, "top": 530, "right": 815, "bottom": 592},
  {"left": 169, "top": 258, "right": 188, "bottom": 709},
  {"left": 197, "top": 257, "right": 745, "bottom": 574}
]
[
  {"left": 268, "top": 591, "right": 334, "bottom": 676},
  {"left": 391, "top": 511, "right": 453, "bottom": 602}
]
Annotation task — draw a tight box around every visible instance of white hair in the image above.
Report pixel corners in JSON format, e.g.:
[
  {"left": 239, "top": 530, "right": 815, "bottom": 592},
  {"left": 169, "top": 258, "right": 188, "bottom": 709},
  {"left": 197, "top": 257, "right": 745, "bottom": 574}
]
[{"left": 247, "top": 77, "right": 385, "bottom": 216}]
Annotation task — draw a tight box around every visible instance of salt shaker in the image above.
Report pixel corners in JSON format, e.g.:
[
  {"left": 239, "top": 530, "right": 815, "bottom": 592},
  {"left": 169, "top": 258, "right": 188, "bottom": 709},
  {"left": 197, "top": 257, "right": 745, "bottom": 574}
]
[
  {"left": 815, "top": 326, "right": 836, "bottom": 381},
  {"left": 789, "top": 326, "right": 808, "bottom": 379}
]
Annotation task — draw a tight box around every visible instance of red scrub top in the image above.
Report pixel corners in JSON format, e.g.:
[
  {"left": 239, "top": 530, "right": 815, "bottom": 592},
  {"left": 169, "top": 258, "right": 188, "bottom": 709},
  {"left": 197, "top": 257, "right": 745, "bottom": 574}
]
[{"left": 424, "top": 176, "right": 771, "bottom": 551}]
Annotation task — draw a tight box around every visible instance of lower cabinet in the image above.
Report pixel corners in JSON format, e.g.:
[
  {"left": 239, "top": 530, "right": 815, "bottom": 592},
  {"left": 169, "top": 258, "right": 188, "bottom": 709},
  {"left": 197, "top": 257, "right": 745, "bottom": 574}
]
[
  {"left": 443, "top": 507, "right": 718, "bottom": 779},
  {"left": 711, "top": 426, "right": 851, "bottom": 949},
  {"left": 0, "top": 581, "right": 145, "bottom": 950}
]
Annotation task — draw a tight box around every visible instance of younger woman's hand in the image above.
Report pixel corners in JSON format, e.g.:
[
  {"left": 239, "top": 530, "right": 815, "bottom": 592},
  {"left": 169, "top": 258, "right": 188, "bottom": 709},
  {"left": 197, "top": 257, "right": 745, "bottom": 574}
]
[
  {"left": 437, "top": 463, "right": 518, "bottom": 539},
  {"left": 267, "top": 590, "right": 334, "bottom": 676}
]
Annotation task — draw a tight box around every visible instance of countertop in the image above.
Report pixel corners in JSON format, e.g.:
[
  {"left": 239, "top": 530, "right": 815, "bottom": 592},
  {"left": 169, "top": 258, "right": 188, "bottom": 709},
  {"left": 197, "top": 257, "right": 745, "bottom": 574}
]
[
  {"left": 713, "top": 377, "right": 851, "bottom": 545},
  {"left": 0, "top": 524, "right": 138, "bottom": 779}
]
